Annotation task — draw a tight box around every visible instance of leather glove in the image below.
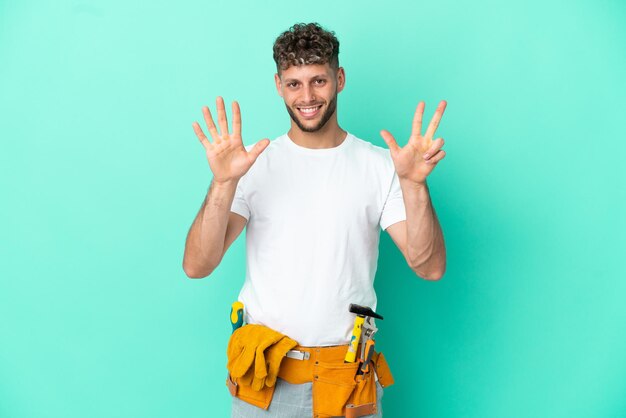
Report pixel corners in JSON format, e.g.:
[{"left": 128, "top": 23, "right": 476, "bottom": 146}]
[
  {"left": 238, "top": 335, "right": 298, "bottom": 390},
  {"left": 263, "top": 335, "right": 298, "bottom": 388},
  {"left": 226, "top": 324, "right": 285, "bottom": 381}
]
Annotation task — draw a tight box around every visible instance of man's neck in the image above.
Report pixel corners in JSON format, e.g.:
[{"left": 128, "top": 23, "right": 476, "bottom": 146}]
[{"left": 287, "top": 119, "right": 347, "bottom": 149}]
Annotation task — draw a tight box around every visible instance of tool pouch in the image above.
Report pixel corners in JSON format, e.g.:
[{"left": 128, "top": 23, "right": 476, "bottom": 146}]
[
  {"left": 345, "top": 366, "right": 377, "bottom": 418},
  {"left": 312, "top": 351, "right": 395, "bottom": 418},
  {"left": 312, "top": 360, "right": 360, "bottom": 417},
  {"left": 226, "top": 373, "right": 277, "bottom": 410},
  {"left": 373, "top": 351, "right": 395, "bottom": 388}
]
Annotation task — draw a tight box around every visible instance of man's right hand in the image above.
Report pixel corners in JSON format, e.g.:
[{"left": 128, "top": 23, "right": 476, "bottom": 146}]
[{"left": 192, "top": 96, "right": 270, "bottom": 184}]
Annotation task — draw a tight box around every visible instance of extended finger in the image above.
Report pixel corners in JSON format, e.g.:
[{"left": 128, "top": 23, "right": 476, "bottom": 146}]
[
  {"left": 424, "top": 100, "right": 447, "bottom": 139},
  {"left": 380, "top": 130, "right": 401, "bottom": 154},
  {"left": 232, "top": 101, "right": 241, "bottom": 137},
  {"left": 425, "top": 149, "right": 446, "bottom": 164},
  {"left": 202, "top": 106, "right": 220, "bottom": 142},
  {"left": 411, "top": 101, "right": 425, "bottom": 138},
  {"left": 247, "top": 138, "right": 271, "bottom": 163},
  {"left": 216, "top": 96, "right": 229, "bottom": 138},
  {"left": 423, "top": 138, "right": 445, "bottom": 160},
  {"left": 192, "top": 121, "right": 212, "bottom": 148}
]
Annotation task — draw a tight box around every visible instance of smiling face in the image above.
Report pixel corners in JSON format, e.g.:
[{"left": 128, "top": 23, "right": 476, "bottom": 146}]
[{"left": 275, "top": 63, "right": 345, "bottom": 133}]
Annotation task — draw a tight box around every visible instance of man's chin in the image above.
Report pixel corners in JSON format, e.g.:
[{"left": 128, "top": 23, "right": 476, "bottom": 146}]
[
  {"left": 290, "top": 114, "right": 325, "bottom": 132},
  {"left": 298, "top": 120, "right": 324, "bottom": 132}
]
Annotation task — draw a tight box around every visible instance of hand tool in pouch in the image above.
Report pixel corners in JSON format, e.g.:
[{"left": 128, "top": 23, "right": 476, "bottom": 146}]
[
  {"left": 344, "top": 304, "right": 383, "bottom": 366},
  {"left": 230, "top": 301, "right": 245, "bottom": 333},
  {"left": 357, "top": 317, "right": 378, "bottom": 376},
  {"left": 227, "top": 301, "right": 245, "bottom": 394}
]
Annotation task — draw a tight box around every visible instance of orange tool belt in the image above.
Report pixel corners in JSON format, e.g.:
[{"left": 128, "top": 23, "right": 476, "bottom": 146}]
[{"left": 226, "top": 343, "right": 395, "bottom": 418}]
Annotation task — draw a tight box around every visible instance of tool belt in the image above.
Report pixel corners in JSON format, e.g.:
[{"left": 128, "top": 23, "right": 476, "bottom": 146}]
[{"left": 227, "top": 343, "right": 395, "bottom": 418}]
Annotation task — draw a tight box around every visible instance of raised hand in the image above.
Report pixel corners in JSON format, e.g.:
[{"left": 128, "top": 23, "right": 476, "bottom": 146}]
[
  {"left": 192, "top": 96, "right": 270, "bottom": 184},
  {"left": 380, "top": 100, "right": 447, "bottom": 185}
]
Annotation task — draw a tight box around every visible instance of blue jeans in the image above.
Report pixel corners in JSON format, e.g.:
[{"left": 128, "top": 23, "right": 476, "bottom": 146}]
[{"left": 231, "top": 376, "right": 384, "bottom": 417}]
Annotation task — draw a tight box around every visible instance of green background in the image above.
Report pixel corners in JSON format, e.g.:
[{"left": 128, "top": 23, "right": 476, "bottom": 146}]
[{"left": 1, "top": 0, "right": 625, "bottom": 417}]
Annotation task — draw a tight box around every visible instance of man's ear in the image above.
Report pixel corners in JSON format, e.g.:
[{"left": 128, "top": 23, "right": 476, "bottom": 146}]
[
  {"left": 336, "top": 67, "right": 346, "bottom": 94},
  {"left": 274, "top": 73, "right": 283, "bottom": 98}
]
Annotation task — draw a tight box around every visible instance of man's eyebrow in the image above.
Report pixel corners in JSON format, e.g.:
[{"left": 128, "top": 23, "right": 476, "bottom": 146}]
[{"left": 283, "top": 75, "right": 328, "bottom": 83}]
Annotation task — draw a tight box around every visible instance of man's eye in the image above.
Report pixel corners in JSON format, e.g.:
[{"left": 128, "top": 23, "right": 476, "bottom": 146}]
[
  {"left": 315, "top": 79, "right": 325, "bottom": 85},
  {"left": 288, "top": 82, "right": 298, "bottom": 87}
]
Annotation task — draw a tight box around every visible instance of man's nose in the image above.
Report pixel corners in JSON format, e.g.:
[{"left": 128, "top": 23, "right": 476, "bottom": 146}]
[{"left": 302, "top": 85, "right": 316, "bottom": 103}]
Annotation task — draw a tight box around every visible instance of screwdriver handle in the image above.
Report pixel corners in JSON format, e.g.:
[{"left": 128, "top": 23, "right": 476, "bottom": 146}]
[{"left": 230, "top": 301, "right": 244, "bottom": 333}]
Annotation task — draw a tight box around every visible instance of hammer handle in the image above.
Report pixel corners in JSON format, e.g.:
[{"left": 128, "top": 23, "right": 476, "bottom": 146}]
[{"left": 345, "top": 315, "right": 365, "bottom": 362}]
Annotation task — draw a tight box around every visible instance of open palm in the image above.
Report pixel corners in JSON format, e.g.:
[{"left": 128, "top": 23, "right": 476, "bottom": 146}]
[
  {"left": 192, "top": 96, "right": 270, "bottom": 184},
  {"left": 380, "top": 100, "right": 447, "bottom": 185}
]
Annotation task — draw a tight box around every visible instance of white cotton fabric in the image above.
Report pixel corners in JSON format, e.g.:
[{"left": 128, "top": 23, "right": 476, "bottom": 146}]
[{"left": 230, "top": 132, "right": 406, "bottom": 346}]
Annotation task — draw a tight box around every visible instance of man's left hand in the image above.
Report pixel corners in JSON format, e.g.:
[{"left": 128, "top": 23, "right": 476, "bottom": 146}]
[{"left": 380, "top": 100, "right": 448, "bottom": 186}]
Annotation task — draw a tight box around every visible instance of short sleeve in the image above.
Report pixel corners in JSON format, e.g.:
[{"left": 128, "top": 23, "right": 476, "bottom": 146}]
[
  {"left": 379, "top": 171, "right": 406, "bottom": 231},
  {"left": 230, "top": 178, "right": 250, "bottom": 221},
  {"left": 229, "top": 144, "right": 255, "bottom": 221}
]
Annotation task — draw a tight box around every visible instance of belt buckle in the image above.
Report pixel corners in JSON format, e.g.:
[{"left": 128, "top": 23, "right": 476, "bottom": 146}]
[{"left": 285, "top": 349, "right": 311, "bottom": 361}]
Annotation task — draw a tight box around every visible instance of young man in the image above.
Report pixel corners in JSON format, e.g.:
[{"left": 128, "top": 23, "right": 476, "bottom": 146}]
[{"left": 183, "top": 22, "right": 447, "bottom": 417}]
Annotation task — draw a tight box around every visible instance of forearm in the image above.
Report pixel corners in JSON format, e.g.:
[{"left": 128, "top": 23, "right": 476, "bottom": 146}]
[
  {"left": 399, "top": 179, "right": 446, "bottom": 280},
  {"left": 183, "top": 179, "right": 238, "bottom": 278}
]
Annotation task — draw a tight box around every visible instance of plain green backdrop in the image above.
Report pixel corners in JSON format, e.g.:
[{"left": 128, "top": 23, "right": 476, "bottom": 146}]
[{"left": 1, "top": 0, "right": 625, "bottom": 417}]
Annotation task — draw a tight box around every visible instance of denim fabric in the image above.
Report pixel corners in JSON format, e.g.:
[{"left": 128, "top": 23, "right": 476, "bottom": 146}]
[{"left": 231, "top": 377, "right": 384, "bottom": 418}]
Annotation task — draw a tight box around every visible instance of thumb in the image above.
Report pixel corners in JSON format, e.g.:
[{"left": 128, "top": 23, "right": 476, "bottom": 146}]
[
  {"left": 247, "top": 138, "right": 270, "bottom": 163},
  {"left": 380, "top": 130, "right": 400, "bottom": 154}
]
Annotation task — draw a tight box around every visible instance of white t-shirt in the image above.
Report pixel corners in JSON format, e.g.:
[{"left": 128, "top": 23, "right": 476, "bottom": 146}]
[{"left": 230, "top": 131, "right": 406, "bottom": 346}]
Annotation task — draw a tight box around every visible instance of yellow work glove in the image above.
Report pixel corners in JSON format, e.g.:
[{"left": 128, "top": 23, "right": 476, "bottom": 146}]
[
  {"left": 226, "top": 324, "right": 285, "bottom": 382},
  {"left": 263, "top": 335, "right": 298, "bottom": 388},
  {"left": 238, "top": 335, "right": 298, "bottom": 391}
]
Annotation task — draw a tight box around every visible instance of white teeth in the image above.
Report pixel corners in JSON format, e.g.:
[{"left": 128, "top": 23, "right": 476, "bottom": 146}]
[{"left": 299, "top": 106, "right": 320, "bottom": 113}]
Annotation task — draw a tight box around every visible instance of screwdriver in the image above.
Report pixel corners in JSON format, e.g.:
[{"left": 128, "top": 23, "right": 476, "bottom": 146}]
[{"left": 230, "top": 301, "right": 245, "bottom": 333}]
